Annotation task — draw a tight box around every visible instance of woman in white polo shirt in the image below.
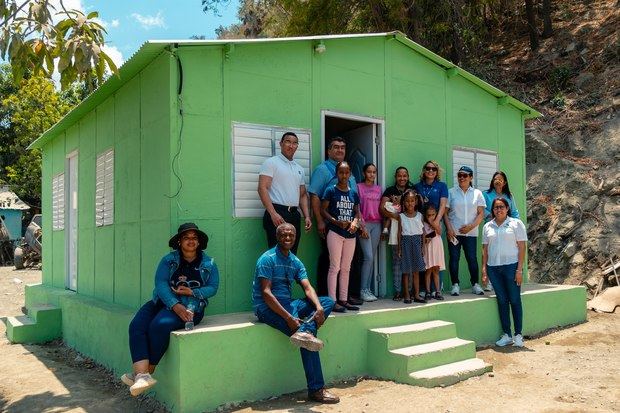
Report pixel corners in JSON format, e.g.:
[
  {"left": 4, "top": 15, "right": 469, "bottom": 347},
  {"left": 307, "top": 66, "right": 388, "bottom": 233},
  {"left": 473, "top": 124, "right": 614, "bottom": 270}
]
[
  {"left": 444, "top": 166, "right": 486, "bottom": 296},
  {"left": 482, "top": 197, "right": 528, "bottom": 347}
]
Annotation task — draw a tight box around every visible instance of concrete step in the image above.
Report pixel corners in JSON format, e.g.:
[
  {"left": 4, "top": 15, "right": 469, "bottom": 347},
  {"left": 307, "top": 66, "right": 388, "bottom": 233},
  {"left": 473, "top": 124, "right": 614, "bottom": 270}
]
[
  {"left": 408, "top": 358, "right": 493, "bottom": 387},
  {"left": 390, "top": 337, "right": 476, "bottom": 372},
  {"left": 369, "top": 320, "right": 456, "bottom": 349},
  {"left": 5, "top": 305, "right": 62, "bottom": 343}
]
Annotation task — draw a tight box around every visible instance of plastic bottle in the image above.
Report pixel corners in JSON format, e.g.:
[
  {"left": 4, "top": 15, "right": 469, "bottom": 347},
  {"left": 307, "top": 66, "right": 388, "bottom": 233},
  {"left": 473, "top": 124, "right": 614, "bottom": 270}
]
[{"left": 184, "top": 301, "right": 197, "bottom": 331}]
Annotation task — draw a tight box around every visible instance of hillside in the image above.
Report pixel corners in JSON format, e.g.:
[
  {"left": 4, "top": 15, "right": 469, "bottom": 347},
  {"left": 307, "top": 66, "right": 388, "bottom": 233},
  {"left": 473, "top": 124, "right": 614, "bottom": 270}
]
[{"left": 470, "top": 0, "right": 619, "bottom": 294}]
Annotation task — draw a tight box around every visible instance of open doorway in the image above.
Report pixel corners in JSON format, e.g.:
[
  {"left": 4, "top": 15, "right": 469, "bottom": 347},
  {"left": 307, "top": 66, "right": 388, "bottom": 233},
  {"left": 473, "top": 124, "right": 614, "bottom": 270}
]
[{"left": 321, "top": 110, "right": 386, "bottom": 297}]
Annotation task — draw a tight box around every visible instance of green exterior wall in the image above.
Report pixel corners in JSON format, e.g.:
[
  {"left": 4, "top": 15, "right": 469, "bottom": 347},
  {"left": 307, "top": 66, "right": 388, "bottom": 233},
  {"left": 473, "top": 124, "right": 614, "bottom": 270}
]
[
  {"left": 38, "top": 36, "right": 529, "bottom": 315},
  {"left": 40, "top": 53, "right": 173, "bottom": 308}
]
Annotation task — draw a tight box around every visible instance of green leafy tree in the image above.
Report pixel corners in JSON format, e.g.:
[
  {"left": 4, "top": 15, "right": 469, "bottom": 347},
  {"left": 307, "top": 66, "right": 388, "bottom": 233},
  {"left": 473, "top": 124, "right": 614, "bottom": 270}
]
[
  {"left": 1, "top": 70, "right": 71, "bottom": 206},
  {"left": 0, "top": 0, "right": 117, "bottom": 90}
]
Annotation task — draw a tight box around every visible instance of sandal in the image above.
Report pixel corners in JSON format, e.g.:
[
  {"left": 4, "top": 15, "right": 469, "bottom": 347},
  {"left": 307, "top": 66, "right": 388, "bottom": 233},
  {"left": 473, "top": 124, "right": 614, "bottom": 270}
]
[
  {"left": 403, "top": 298, "right": 412, "bottom": 304},
  {"left": 393, "top": 292, "right": 403, "bottom": 301},
  {"left": 434, "top": 293, "right": 444, "bottom": 301},
  {"left": 413, "top": 297, "right": 427, "bottom": 304}
]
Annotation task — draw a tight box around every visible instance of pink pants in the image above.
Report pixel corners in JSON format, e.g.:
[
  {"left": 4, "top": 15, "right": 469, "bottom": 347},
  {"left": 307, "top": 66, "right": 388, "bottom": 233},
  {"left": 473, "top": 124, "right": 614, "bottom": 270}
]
[{"left": 326, "top": 231, "right": 357, "bottom": 302}]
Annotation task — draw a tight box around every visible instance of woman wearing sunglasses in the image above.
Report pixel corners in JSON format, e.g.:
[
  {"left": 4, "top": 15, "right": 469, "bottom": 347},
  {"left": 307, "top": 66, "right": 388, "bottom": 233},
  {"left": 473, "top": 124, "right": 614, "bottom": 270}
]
[
  {"left": 482, "top": 197, "right": 528, "bottom": 347},
  {"left": 444, "top": 166, "right": 486, "bottom": 297},
  {"left": 122, "top": 223, "right": 219, "bottom": 396},
  {"left": 414, "top": 161, "right": 449, "bottom": 295}
]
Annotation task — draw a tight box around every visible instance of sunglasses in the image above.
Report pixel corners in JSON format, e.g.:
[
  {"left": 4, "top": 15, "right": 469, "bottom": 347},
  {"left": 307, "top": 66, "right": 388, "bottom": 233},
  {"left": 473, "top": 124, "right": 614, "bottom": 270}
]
[
  {"left": 457, "top": 173, "right": 470, "bottom": 178},
  {"left": 425, "top": 166, "right": 438, "bottom": 172}
]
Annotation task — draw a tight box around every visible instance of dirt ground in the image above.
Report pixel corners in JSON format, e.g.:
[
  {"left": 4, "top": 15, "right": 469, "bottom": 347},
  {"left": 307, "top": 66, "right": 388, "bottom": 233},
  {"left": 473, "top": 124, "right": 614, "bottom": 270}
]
[{"left": 1, "top": 267, "right": 619, "bottom": 413}]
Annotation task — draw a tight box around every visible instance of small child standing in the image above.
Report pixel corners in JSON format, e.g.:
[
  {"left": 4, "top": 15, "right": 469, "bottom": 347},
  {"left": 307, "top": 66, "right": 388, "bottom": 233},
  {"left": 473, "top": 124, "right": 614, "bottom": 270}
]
[
  {"left": 423, "top": 205, "right": 445, "bottom": 301},
  {"left": 398, "top": 190, "right": 426, "bottom": 304}
]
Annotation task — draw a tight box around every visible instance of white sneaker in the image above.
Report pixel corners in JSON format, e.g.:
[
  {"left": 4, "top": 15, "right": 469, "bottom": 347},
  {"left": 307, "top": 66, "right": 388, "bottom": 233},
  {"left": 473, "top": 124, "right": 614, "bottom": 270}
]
[
  {"left": 360, "top": 289, "right": 378, "bottom": 302},
  {"left": 290, "top": 331, "right": 324, "bottom": 352},
  {"left": 129, "top": 373, "right": 157, "bottom": 396},
  {"left": 472, "top": 283, "right": 485, "bottom": 295},
  {"left": 484, "top": 282, "right": 493, "bottom": 292},
  {"left": 450, "top": 283, "right": 460, "bottom": 296},
  {"left": 121, "top": 372, "right": 135, "bottom": 386},
  {"left": 513, "top": 334, "right": 524, "bottom": 347},
  {"left": 495, "top": 334, "right": 513, "bottom": 347}
]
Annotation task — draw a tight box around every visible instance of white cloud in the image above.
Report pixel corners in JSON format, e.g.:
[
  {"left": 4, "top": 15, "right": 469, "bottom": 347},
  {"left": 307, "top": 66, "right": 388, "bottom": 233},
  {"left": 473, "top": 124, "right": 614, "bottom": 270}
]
[
  {"left": 101, "top": 45, "right": 124, "bottom": 70},
  {"left": 131, "top": 11, "right": 166, "bottom": 30},
  {"left": 93, "top": 17, "right": 120, "bottom": 30}
]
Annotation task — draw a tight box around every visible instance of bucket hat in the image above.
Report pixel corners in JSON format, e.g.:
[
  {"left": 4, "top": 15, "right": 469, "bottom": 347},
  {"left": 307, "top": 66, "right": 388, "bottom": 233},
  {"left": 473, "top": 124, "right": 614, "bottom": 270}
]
[{"left": 168, "top": 222, "right": 209, "bottom": 250}]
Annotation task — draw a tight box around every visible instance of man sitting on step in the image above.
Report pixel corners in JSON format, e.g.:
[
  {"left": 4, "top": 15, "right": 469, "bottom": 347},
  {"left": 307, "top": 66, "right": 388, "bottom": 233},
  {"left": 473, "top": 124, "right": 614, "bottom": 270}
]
[{"left": 252, "top": 223, "right": 339, "bottom": 404}]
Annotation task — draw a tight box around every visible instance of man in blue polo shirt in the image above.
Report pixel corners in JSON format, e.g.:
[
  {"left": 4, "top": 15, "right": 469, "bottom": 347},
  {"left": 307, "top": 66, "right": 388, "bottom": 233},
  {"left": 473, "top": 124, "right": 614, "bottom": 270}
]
[{"left": 252, "top": 223, "right": 339, "bottom": 404}]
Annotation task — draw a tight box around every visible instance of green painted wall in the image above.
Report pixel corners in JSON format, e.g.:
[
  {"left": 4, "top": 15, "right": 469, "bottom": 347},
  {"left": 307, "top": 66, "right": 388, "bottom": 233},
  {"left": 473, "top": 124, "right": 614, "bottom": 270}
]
[
  {"left": 39, "top": 36, "right": 529, "bottom": 314},
  {"left": 40, "top": 52, "right": 173, "bottom": 309}
]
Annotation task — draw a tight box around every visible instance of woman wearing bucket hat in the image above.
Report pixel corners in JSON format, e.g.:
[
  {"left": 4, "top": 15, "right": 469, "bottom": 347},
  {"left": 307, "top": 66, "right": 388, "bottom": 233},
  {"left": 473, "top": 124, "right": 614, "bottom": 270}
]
[
  {"left": 444, "top": 166, "right": 486, "bottom": 297},
  {"left": 122, "top": 223, "right": 219, "bottom": 396}
]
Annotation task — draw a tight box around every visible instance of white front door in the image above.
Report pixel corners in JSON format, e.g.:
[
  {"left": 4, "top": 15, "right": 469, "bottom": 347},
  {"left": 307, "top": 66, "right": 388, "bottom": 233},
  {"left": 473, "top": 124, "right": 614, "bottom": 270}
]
[{"left": 66, "top": 153, "right": 78, "bottom": 291}]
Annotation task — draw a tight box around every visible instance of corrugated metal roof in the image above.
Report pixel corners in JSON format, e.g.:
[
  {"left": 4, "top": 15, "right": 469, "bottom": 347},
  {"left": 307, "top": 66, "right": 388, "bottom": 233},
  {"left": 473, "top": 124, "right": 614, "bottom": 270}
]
[
  {"left": 0, "top": 186, "right": 30, "bottom": 210},
  {"left": 30, "top": 32, "right": 540, "bottom": 149}
]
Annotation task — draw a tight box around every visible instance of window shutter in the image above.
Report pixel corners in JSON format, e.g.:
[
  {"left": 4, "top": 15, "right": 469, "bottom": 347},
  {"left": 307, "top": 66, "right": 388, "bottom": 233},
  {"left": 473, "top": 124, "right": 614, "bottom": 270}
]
[
  {"left": 95, "top": 149, "right": 114, "bottom": 226},
  {"left": 233, "top": 123, "right": 312, "bottom": 218},
  {"left": 452, "top": 149, "right": 475, "bottom": 185},
  {"left": 475, "top": 152, "right": 498, "bottom": 189},
  {"left": 452, "top": 147, "right": 498, "bottom": 189},
  {"left": 52, "top": 173, "right": 65, "bottom": 230}
]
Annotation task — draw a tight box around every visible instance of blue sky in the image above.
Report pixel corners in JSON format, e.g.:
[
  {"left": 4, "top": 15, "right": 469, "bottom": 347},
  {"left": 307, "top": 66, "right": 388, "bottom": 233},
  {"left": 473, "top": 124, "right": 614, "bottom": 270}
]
[{"left": 76, "top": 0, "right": 241, "bottom": 66}]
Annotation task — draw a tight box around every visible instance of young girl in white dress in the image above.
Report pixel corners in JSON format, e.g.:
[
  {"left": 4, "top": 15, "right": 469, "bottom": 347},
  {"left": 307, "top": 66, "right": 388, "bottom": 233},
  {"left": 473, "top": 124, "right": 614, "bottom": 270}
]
[{"left": 398, "top": 190, "right": 426, "bottom": 304}]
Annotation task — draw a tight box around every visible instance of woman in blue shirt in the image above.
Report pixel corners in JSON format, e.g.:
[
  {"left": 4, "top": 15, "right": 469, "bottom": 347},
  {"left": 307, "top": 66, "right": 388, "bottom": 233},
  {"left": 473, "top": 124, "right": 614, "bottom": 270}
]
[
  {"left": 483, "top": 171, "right": 520, "bottom": 221},
  {"left": 122, "top": 223, "right": 219, "bottom": 396}
]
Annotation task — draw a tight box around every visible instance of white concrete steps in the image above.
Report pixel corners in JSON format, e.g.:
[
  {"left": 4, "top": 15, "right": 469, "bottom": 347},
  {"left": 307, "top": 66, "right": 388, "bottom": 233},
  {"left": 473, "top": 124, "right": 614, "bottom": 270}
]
[
  {"left": 367, "top": 319, "right": 492, "bottom": 387},
  {"left": 409, "top": 358, "right": 493, "bottom": 387}
]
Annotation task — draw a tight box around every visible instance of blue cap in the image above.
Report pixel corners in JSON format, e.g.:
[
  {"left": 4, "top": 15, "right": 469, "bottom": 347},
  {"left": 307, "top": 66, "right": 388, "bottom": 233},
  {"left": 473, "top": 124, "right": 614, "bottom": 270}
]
[{"left": 458, "top": 166, "right": 473, "bottom": 174}]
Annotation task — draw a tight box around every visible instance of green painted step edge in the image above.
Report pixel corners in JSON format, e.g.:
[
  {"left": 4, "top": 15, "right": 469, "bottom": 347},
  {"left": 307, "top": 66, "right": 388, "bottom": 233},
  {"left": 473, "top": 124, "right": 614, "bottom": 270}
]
[
  {"left": 369, "top": 320, "right": 457, "bottom": 349},
  {"left": 5, "top": 306, "right": 62, "bottom": 344},
  {"left": 401, "top": 338, "right": 477, "bottom": 374},
  {"left": 407, "top": 358, "right": 493, "bottom": 387}
]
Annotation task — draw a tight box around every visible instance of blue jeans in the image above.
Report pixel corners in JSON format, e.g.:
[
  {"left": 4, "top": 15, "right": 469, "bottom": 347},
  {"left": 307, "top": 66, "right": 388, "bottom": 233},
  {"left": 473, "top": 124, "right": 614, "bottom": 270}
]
[
  {"left": 448, "top": 236, "right": 479, "bottom": 286},
  {"left": 487, "top": 263, "right": 523, "bottom": 336},
  {"left": 129, "top": 300, "right": 205, "bottom": 365},
  {"left": 391, "top": 245, "right": 402, "bottom": 293},
  {"left": 359, "top": 222, "right": 381, "bottom": 292},
  {"left": 255, "top": 296, "right": 334, "bottom": 393}
]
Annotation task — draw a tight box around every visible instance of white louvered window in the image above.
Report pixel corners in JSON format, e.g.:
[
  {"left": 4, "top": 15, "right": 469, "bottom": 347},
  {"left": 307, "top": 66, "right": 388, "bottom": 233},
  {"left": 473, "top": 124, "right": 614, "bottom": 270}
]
[
  {"left": 52, "top": 173, "right": 65, "bottom": 230},
  {"left": 95, "top": 149, "right": 114, "bottom": 226},
  {"left": 233, "top": 122, "right": 311, "bottom": 218},
  {"left": 452, "top": 147, "right": 498, "bottom": 189}
]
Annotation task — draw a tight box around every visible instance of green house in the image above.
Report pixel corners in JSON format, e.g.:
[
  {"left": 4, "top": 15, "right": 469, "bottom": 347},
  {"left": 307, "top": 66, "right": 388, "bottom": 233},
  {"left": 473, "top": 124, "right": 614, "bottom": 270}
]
[{"left": 9, "top": 32, "right": 585, "bottom": 412}]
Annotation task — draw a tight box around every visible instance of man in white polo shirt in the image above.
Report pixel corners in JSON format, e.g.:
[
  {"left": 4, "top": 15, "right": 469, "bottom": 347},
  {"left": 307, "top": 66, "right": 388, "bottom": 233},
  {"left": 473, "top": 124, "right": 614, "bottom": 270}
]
[{"left": 258, "top": 132, "right": 312, "bottom": 254}]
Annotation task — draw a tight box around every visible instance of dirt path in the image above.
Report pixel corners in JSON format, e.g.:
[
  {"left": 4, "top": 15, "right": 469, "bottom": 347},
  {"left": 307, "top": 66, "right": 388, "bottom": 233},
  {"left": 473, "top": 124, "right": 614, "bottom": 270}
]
[{"left": 1, "top": 267, "right": 618, "bottom": 412}]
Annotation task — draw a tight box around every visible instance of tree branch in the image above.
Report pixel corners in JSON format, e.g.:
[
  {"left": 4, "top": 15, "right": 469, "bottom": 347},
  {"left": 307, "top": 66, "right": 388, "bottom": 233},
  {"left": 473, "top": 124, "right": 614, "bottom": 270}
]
[{"left": 0, "top": 0, "right": 31, "bottom": 27}]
